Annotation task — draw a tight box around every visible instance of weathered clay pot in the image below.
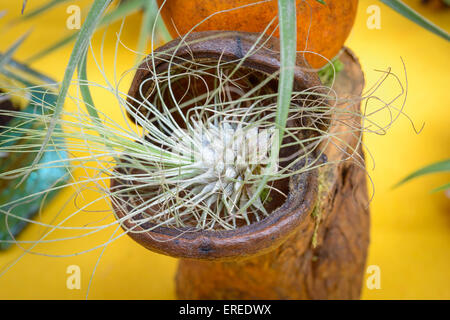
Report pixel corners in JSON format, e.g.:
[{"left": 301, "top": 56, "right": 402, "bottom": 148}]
[{"left": 113, "top": 31, "right": 369, "bottom": 299}]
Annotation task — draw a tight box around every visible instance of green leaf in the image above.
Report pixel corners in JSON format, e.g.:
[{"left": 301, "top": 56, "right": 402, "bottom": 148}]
[
  {"left": 394, "top": 159, "right": 450, "bottom": 188},
  {"left": 0, "top": 31, "right": 30, "bottom": 71},
  {"left": 431, "top": 182, "right": 450, "bottom": 194},
  {"left": 274, "top": 0, "right": 297, "bottom": 149},
  {"left": 77, "top": 52, "right": 101, "bottom": 125},
  {"left": 318, "top": 57, "right": 344, "bottom": 86},
  {"left": 0, "top": 55, "right": 57, "bottom": 85},
  {"left": 22, "top": 0, "right": 28, "bottom": 14},
  {"left": 241, "top": 0, "right": 297, "bottom": 212},
  {"left": 136, "top": 0, "right": 159, "bottom": 64},
  {"left": 380, "top": 0, "right": 450, "bottom": 41},
  {"left": 20, "top": 0, "right": 111, "bottom": 185}
]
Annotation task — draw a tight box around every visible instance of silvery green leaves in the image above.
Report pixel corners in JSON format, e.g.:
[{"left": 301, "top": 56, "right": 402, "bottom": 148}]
[{"left": 166, "top": 121, "right": 277, "bottom": 228}]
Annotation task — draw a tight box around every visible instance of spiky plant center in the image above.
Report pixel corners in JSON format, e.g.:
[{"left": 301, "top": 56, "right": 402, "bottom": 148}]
[{"left": 166, "top": 119, "right": 277, "bottom": 227}]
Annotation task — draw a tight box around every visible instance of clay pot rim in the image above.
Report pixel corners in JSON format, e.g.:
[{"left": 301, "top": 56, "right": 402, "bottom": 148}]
[{"left": 126, "top": 31, "right": 322, "bottom": 125}]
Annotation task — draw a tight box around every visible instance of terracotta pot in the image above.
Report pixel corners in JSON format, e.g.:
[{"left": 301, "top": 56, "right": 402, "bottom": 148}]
[
  {"left": 114, "top": 31, "right": 324, "bottom": 260},
  {"left": 114, "top": 31, "right": 370, "bottom": 299}
]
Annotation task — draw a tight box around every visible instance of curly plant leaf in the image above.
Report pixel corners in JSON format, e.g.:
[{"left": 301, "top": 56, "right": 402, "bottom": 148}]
[
  {"left": 394, "top": 159, "right": 450, "bottom": 192},
  {"left": 380, "top": 0, "right": 450, "bottom": 41}
]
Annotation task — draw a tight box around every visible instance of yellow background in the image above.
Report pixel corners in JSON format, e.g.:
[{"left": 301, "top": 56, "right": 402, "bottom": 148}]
[{"left": 0, "top": 0, "right": 449, "bottom": 299}]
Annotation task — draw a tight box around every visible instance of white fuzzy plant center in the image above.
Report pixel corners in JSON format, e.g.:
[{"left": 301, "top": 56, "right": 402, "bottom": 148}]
[{"left": 167, "top": 120, "right": 278, "bottom": 228}]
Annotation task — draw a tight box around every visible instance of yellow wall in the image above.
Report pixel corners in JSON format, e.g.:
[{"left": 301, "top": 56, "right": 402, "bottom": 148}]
[{"left": 0, "top": 0, "right": 448, "bottom": 299}]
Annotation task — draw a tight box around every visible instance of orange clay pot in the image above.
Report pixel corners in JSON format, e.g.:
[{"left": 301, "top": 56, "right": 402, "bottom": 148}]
[{"left": 156, "top": 0, "right": 358, "bottom": 69}]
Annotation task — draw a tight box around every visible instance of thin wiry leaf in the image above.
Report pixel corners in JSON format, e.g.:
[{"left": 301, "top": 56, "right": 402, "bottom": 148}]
[
  {"left": 380, "top": 0, "right": 450, "bottom": 41},
  {"left": 394, "top": 159, "right": 450, "bottom": 188},
  {"left": 1, "top": 56, "right": 57, "bottom": 85},
  {"left": 431, "top": 182, "right": 450, "bottom": 194},
  {"left": 0, "top": 31, "right": 30, "bottom": 71}
]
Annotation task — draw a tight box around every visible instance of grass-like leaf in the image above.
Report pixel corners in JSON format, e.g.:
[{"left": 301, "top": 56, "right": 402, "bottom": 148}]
[
  {"left": 1, "top": 56, "right": 57, "bottom": 85},
  {"left": 14, "top": 0, "right": 71, "bottom": 23},
  {"left": 136, "top": 0, "right": 159, "bottom": 64},
  {"left": 431, "top": 182, "right": 450, "bottom": 194},
  {"left": 241, "top": 0, "right": 297, "bottom": 212},
  {"left": 380, "top": 0, "right": 450, "bottom": 41},
  {"left": 0, "top": 31, "right": 30, "bottom": 71},
  {"left": 394, "top": 158, "right": 450, "bottom": 189},
  {"left": 21, "top": 0, "right": 28, "bottom": 14}
]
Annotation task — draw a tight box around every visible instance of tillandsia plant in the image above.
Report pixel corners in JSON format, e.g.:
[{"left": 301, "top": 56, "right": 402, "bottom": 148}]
[{"left": 0, "top": 11, "right": 69, "bottom": 250}]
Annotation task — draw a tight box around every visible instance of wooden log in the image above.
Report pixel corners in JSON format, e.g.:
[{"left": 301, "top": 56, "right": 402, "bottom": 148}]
[{"left": 176, "top": 47, "right": 370, "bottom": 299}]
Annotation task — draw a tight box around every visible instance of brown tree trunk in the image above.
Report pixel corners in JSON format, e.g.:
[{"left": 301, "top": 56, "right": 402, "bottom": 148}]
[{"left": 176, "top": 48, "right": 370, "bottom": 300}]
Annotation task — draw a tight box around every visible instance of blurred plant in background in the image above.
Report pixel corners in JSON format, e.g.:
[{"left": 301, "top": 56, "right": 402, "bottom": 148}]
[
  {"left": 0, "top": 10, "right": 69, "bottom": 250},
  {"left": 395, "top": 159, "right": 450, "bottom": 193}
]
